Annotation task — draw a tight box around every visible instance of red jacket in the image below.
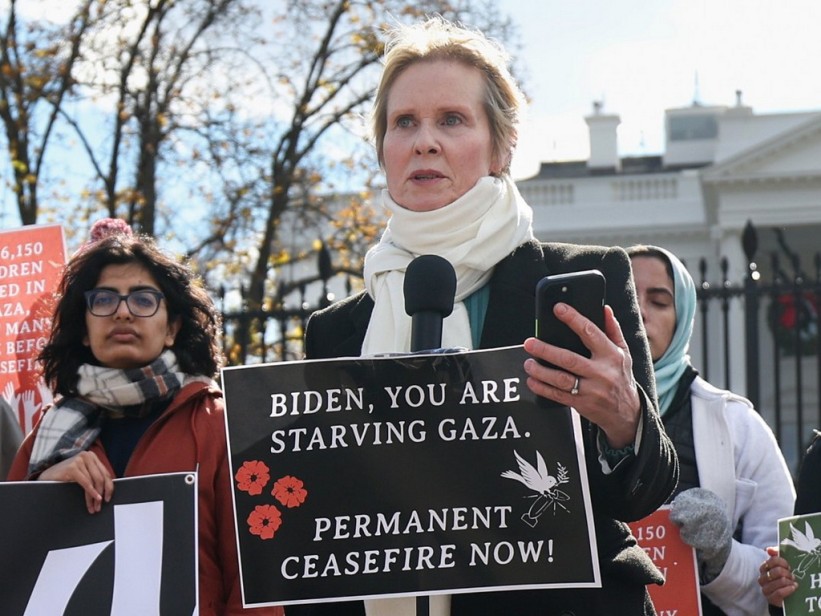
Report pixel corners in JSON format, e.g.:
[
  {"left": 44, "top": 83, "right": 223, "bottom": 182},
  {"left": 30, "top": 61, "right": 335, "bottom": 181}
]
[{"left": 9, "top": 380, "right": 283, "bottom": 616}]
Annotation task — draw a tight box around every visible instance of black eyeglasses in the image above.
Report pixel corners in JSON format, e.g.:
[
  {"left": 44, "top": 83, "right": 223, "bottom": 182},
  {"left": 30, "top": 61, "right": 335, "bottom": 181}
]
[{"left": 84, "top": 289, "right": 165, "bottom": 317}]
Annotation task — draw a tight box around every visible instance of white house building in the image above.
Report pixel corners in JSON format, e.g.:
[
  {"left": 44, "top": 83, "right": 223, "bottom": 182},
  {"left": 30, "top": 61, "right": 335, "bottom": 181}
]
[{"left": 516, "top": 93, "right": 821, "bottom": 469}]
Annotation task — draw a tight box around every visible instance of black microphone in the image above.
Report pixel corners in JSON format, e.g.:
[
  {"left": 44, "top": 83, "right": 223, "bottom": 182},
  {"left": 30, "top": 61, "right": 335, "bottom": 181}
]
[
  {"left": 404, "top": 255, "right": 455, "bottom": 616},
  {"left": 403, "top": 254, "right": 457, "bottom": 353}
]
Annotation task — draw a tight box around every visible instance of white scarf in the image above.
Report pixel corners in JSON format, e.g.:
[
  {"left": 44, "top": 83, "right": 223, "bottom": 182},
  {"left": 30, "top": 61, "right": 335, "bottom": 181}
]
[
  {"left": 362, "top": 177, "right": 533, "bottom": 616},
  {"left": 361, "top": 175, "right": 534, "bottom": 356}
]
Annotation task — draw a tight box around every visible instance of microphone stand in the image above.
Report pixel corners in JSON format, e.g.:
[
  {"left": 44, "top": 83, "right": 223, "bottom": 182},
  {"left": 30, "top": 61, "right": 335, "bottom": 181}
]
[{"left": 404, "top": 254, "right": 455, "bottom": 616}]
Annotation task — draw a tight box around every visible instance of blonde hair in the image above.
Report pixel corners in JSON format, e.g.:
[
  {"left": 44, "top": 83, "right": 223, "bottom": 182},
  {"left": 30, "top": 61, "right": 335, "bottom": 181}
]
[{"left": 371, "top": 16, "right": 526, "bottom": 176}]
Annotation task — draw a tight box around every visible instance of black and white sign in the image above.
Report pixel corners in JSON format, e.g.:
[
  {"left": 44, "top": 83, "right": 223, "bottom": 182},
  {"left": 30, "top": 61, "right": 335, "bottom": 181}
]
[
  {"left": 222, "top": 345, "right": 599, "bottom": 607},
  {"left": 0, "top": 472, "right": 197, "bottom": 616}
]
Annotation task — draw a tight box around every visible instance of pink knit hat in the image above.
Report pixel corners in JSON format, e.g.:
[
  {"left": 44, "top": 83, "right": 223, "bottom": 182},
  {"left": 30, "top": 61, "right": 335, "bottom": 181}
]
[
  {"left": 73, "top": 218, "right": 134, "bottom": 256},
  {"left": 88, "top": 218, "right": 133, "bottom": 243}
]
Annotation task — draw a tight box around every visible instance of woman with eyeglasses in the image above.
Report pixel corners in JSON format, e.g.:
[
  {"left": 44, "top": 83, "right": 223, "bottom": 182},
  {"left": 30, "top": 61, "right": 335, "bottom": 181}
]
[{"left": 7, "top": 219, "right": 283, "bottom": 616}]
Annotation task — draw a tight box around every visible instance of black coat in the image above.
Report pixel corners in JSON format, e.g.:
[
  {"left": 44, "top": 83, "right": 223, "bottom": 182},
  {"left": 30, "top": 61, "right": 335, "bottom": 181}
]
[
  {"left": 295, "top": 240, "right": 679, "bottom": 616},
  {"left": 795, "top": 431, "right": 821, "bottom": 515},
  {"left": 768, "top": 435, "right": 820, "bottom": 616}
]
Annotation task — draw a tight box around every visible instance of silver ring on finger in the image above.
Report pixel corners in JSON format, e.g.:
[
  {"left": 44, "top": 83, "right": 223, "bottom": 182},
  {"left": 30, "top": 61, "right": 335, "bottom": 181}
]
[{"left": 570, "top": 376, "right": 580, "bottom": 396}]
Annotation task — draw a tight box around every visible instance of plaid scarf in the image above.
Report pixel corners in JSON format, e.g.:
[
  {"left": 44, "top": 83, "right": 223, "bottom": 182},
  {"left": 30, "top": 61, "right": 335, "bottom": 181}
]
[{"left": 28, "top": 350, "right": 196, "bottom": 477}]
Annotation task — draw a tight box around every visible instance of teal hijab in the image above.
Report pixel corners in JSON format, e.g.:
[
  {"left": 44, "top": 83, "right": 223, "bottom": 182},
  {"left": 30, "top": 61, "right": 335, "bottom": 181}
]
[{"left": 648, "top": 246, "right": 697, "bottom": 415}]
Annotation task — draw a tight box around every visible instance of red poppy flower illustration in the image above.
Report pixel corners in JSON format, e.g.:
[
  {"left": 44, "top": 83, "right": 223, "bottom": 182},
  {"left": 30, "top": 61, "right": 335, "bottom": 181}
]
[
  {"left": 272, "top": 475, "right": 308, "bottom": 508},
  {"left": 247, "top": 504, "right": 282, "bottom": 540},
  {"left": 235, "top": 460, "right": 270, "bottom": 496}
]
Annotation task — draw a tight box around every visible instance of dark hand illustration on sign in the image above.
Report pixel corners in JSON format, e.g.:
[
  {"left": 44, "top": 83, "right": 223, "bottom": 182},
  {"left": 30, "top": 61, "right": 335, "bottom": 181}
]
[
  {"left": 502, "top": 449, "right": 570, "bottom": 527},
  {"left": 781, "top": 521, "right": 821, "bottom": 580}
]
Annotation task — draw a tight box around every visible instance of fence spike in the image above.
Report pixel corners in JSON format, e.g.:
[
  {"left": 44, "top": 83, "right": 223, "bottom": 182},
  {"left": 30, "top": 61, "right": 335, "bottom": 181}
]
[{"left": 742, "top": 220, "right": 757, "bottom": 263}]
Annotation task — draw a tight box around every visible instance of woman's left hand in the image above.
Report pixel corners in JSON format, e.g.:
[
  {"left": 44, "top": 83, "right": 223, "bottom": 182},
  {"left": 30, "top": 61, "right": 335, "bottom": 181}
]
[
  {"left": 523, "top": 302, "right": 640, "bottom": 449},
  {"left": 759, "top": 546, "right": 797, "bottom": 607},
  {"left": 38, "top": 451, "right": 114, "bottom": 514}
]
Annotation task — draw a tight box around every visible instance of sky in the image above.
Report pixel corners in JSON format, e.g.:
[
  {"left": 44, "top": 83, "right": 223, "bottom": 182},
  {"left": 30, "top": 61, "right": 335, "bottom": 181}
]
[
  {"left": 4, "top": 0, "right": 821, "bottom": 225},
  {"left": 498, "top": 0, "right": 821, "bottom": 180}
]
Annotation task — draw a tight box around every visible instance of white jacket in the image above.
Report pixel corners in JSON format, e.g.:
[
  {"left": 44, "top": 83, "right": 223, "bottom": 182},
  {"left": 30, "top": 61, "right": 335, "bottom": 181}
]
[{"left": 691, "top": 376, "right": 795, "bottom": 616}]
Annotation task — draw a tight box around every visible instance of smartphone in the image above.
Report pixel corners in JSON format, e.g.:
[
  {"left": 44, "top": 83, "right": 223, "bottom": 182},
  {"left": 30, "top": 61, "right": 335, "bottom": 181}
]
[{"left": 535, "top": 269, "right": 606, "bottom": 361}]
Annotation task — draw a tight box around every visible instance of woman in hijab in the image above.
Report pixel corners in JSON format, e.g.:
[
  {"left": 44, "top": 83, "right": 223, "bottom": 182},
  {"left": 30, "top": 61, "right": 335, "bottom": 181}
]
[{"left": 628, "top": 244, "right": 794, "bottom": 616}]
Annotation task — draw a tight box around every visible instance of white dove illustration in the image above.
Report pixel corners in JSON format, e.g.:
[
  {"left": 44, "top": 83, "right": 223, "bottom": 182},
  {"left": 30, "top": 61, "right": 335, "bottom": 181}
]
[
  {"left": 781, "top": 521, "right": 821, "bottom": 553},
  {"left": 501, "top": 449, "right": 557, "bottom": 495},
  {"left": 780, "top": 521, "right": 821, "bottom": 580}
]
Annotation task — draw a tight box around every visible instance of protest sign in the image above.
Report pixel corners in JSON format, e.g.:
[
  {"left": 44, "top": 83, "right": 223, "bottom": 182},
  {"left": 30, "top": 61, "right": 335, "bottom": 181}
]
[
  {"left": 0, "top": 224, "right": 66, "bottom": 433},
  {"left": 779, "top": 512, "right": 821, "bottom": 615},
  {"left": 0, "top": 472, "right": 197, "bottom": 616},
  {"left": 629, "top": 507, "right": 702, "bottom": 616},
  {"left": 222, "top": 344, "right": 599, "bottom": 607}
]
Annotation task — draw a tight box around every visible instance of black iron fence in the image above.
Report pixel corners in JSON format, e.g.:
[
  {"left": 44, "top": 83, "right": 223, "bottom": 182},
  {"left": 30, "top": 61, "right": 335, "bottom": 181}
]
[
  {"left": 220, "top": 286, "right": 335, "bottom": 366},
  {"left": 219, "top": 222, "right": 821, "bottom": 473},
  {"left": 694, "top": 221, "right": 820, "bottom": 475},
  {"left": 219, "top": 243, "right": 353, "bottom": 365}
]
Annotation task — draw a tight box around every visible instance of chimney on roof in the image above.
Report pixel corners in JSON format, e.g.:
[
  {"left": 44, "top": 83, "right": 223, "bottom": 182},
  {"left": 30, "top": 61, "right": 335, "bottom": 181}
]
[
  {"left": 727, "top": 89, "right": 753, "bottom": 116},
  {"left": 585, "top": 101, "right": 621, "bottom": 171}
]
